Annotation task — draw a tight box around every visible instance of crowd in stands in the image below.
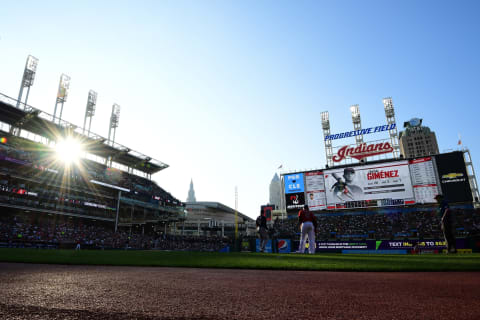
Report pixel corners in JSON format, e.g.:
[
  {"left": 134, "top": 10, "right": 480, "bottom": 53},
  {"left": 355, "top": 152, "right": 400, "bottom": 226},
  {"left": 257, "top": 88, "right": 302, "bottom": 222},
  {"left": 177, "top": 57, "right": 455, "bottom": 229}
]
[
  {"left": 273, "top": 208, "right": 480, "bottom": 240},
  {"left": 0, "top": 213, "right": 231, "bottom": 251},
  {"left": 0, "top": 132, "right": 183, "bottom": 222}
]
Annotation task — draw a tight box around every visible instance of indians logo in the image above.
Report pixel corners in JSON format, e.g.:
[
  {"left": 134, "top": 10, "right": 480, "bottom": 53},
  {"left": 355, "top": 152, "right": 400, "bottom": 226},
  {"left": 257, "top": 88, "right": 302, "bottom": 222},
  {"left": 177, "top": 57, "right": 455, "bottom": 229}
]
[{"left": 333, "top": 142, "right": 393, "bottom": 162}]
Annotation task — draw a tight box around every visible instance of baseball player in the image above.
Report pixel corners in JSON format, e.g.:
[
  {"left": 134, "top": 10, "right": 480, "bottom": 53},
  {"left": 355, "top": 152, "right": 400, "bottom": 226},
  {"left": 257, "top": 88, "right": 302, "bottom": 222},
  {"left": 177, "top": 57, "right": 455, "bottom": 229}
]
[
  {"left": 297, "top": 204, "right": 317, "bottom": 254},
  {"left": 256, "top": 211, "right": 268, "bottom": 253},
  {"left": 435, "top": 194, "right": 457, "bottom": 253}
]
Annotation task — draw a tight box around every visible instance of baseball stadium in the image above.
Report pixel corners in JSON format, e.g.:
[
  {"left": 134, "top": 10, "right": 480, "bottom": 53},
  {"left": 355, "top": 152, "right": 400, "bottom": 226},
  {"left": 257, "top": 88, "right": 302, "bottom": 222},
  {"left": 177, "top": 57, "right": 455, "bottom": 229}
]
[{"left": 1, "top": 56, "right": 480, "bottom": 319}]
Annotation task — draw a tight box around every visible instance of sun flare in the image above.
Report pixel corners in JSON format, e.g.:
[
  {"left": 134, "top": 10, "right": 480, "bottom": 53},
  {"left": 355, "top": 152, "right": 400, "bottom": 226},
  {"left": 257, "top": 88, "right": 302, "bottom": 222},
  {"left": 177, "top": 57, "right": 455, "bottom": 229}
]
[{"left": 55, "top": 137, "right": 83, "bottom": 164}]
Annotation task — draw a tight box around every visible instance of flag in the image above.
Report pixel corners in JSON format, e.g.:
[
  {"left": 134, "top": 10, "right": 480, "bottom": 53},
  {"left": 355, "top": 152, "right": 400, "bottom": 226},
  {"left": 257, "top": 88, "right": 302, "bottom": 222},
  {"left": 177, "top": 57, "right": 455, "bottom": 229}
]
[
  {"left": 277, "top": 164, "right": 283, "bottom": 169},
  {"left": 458, "top": 133, "right": 462, "bottom": 145}
]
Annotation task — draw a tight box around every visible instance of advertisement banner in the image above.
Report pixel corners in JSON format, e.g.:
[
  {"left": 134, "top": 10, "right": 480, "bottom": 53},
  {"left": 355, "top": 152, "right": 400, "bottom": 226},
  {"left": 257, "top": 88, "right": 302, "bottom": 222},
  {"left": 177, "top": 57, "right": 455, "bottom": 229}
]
[
  {"left": 315, "top": 241, "right": 369, "bottom": 250},
  {"left": 324, "top": 160, "right": 414, "bottom": 208},
  {"left": 409, "top": 157, "right": 440, "bottom": 204},
  {"left": 277, "top": 239, "right": 291, "bottom": 253},
  {"left": 434, "top": 152, "right": 472, "bottom": 203},
  {"left": 312, "top": 239, "right": 463, "bottom": 252},
  {"left": 255, "top": 239, "right": 291, "bottom": 253},
  {"left": 284, "top": 173, "right": 305, "bottom": 194},
  {"left": 285, "top": 192, "right": 305, "bottom": 210},
  {"left": 256, "top": 239, "right": 270, "bottom": 252},
  {"left": 305, "top": 171, "right": 327, "bottom": 211}
]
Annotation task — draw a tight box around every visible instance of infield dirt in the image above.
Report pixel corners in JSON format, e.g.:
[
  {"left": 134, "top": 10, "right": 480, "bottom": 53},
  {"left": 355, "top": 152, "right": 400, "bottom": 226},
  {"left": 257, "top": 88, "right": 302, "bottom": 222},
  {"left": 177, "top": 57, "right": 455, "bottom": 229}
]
[{"left": 1, "top": 262, "right": 479, "bottom": 319}]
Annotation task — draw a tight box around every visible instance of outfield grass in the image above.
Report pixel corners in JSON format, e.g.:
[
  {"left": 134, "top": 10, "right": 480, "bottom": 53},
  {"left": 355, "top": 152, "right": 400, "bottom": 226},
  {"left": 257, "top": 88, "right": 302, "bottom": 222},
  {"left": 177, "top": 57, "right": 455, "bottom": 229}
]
[{"left": 1, "top": 248, "right": 479, "bottom": 271}]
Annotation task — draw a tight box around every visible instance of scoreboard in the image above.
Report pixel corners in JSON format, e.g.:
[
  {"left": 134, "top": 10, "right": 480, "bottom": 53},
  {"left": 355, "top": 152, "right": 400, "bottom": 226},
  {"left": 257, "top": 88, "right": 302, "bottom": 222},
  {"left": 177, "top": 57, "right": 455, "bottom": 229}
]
[{"left": 283, "top": 151, "right": 472, "bottom": 211}]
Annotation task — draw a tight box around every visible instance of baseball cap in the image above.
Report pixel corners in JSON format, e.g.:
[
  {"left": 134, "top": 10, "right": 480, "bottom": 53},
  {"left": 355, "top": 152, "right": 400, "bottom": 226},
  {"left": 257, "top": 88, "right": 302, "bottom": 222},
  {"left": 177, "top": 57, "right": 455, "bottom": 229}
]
[
  {"left": 344, "top": 167, "right": 355, "bottom": 174},
  {"left": 434, "top": 194, "right": 444, "bottom": 199}
]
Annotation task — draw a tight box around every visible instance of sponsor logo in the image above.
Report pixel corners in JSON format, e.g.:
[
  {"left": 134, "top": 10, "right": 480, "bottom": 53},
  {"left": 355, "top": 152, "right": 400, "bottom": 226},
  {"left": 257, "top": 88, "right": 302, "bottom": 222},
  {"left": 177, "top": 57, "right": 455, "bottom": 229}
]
[
  {"left": 333, "top": 142, "right": 393, "bottom": 162},
  {"left": 289, "top": 194, "right": 299, "bottom": 204},
  {"left": 442, "top": 173, "right": 464, "bottom": 179},
  {"left": 278, "top": 240, "right": 287, "bottom": 250}
]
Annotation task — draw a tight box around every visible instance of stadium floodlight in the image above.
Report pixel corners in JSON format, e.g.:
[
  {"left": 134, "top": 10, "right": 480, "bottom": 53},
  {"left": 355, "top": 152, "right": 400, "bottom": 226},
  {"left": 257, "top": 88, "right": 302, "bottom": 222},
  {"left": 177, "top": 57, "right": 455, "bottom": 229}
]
[
  {"left": 321, "top": 111, "right": 329, "bottom": 123},
  {"left": 321, "top": 111, "right": 333, "bottom": 168},
  {"left": 350, "top": 104, "right": 364, "bottom": 146},
  {"left": 17, "top": 55, "right": 39, "bottom": 110},
  {"left": 83, "top": 90, "right": 98, "bottom": 136},
  {"left": 350, "top": 105, "right": 360, "bottom": 119},
  {"left": 382, "top": 97, "right": 400, "bottom": 158},
  {"left": 53, "top": 74, "right": 71, "bottom": 124},
  {"left": 108, "top": 103, "right": 121, "bottom": 145}
]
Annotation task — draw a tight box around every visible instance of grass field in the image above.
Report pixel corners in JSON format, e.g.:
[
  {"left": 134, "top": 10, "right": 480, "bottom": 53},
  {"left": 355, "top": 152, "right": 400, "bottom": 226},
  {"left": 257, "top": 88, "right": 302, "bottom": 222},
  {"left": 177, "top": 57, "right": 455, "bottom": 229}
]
[{"left": 1, "top": 248, "right": 480, "bottom": 271}]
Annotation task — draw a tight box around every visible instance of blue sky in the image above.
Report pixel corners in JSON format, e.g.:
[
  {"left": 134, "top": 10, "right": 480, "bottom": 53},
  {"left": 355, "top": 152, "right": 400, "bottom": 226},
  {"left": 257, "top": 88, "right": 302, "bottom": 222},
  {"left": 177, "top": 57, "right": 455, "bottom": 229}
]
[{"left": 1, "top": 1, "right": 479, "bottom": 218}]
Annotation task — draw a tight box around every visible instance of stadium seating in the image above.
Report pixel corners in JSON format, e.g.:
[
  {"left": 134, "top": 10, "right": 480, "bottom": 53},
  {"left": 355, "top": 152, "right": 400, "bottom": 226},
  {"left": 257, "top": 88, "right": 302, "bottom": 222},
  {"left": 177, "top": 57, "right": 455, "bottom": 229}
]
[
  {"left": 273, "top": 208, "right": 480, "bottom": 241},
  {"left": 0, "top": 130, "right": 183, "bottom": 227}
]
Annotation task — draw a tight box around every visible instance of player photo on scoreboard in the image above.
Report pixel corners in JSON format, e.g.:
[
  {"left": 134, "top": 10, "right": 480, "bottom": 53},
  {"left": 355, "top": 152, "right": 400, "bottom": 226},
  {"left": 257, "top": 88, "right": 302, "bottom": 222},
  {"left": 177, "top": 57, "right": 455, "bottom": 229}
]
[
  {"left": 306, "top": 191, "right": 326, "bottom": 210},
  {"left": 305, "top": 171, "right": 327, "bottom": 211},
  {"left": 324, "top": 161, "right": 414, "bottom": 206}
]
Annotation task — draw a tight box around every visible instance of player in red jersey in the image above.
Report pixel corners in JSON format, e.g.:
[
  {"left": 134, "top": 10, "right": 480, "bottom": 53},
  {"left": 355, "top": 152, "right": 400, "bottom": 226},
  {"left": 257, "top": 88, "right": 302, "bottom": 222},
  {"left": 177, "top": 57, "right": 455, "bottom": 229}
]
[{"left": 297, "top": 205, "right": 317, "bottom": 254}]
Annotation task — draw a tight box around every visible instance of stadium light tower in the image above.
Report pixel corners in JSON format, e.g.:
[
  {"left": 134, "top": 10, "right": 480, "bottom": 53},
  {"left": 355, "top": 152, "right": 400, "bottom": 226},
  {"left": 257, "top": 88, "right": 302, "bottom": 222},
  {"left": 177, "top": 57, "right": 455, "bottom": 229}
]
[
  {"left": 108, "top": 103, "right": 121, "bottom": 146},
  {"left": 350, "top": 104, "right": 364, "bottom": 147},
  {"left": 17, "top": 55, "right": 39, "bottom": 110},
  {"left": 53, "top": 74, "right": 71, "bottom": 124},
  {"left": 83, "top": 90, "right": 97, "bottom": 136},
  {"left": 382, "top": 97, "right": 400, "bottom": 159},
  {"left": 321, "top": 111, "right": 333, "bottom": 168}
]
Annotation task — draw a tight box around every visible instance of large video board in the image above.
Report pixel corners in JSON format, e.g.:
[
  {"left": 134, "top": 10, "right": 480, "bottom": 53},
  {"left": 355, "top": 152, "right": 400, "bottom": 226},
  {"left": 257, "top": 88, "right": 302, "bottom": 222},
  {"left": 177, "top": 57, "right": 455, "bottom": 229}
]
[
  {"left": 435, "top": 152, "right": 472, "bottom": 203},
  {"left": 305, "top": 171, "right": 327, "bottom": 211},
  {"left": 324, "top": 160, "right": 414, "bottom": 209}
]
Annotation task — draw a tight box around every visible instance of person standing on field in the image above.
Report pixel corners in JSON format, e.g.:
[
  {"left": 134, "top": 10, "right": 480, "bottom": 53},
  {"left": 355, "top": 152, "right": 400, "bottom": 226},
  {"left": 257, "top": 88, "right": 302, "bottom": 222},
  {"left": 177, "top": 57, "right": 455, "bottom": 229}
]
[
  {"left": 298, "top": 204, "right": 317, "bottom": 254},
  {"left": 435, "top": 194, "right": 457, "bottom": 254},
  {"left": 256, "top": 211, "right": 268, "bottom": 253}
]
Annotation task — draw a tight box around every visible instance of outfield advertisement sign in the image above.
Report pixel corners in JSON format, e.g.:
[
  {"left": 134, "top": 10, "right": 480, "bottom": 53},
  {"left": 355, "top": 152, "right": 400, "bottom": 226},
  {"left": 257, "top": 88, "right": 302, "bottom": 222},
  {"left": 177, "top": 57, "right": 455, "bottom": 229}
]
[
  {"left": 324, "top": 160, "right": 415, "bottom": 209},
  {"left": 277, "top": 239, "right": 291, "bottom": 253},
  {"left": 315, "top": 241, "right": 368, "bottom": 250},
  {"left": 312, "top": 239, "right": 464, "bottom": 252},
  {"left": 256, "top": 239, "right": 291, "bottom": 253}
]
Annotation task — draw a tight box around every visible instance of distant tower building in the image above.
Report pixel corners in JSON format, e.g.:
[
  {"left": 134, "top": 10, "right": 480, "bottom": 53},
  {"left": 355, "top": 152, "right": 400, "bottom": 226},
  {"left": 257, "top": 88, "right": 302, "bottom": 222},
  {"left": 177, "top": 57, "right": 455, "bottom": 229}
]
[
  {"left": 187, "top": 179, "right": 196, "bottom": 202},
  {"left": 399, "top": 118, "right": 439, "bottom": 158},
  {"left": 269, "top": 173, "right": 281, "bottom": 209}
]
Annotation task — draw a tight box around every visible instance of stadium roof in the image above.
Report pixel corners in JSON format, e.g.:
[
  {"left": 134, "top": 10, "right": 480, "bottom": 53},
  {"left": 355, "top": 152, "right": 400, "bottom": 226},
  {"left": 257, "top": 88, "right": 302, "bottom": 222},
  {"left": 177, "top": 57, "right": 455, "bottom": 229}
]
[
  {"left": 185, "top": 201, "right": 254, "bottom": 222},
  {"left": 0, "top": 92, "right": 168, "bottom": 175}
]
